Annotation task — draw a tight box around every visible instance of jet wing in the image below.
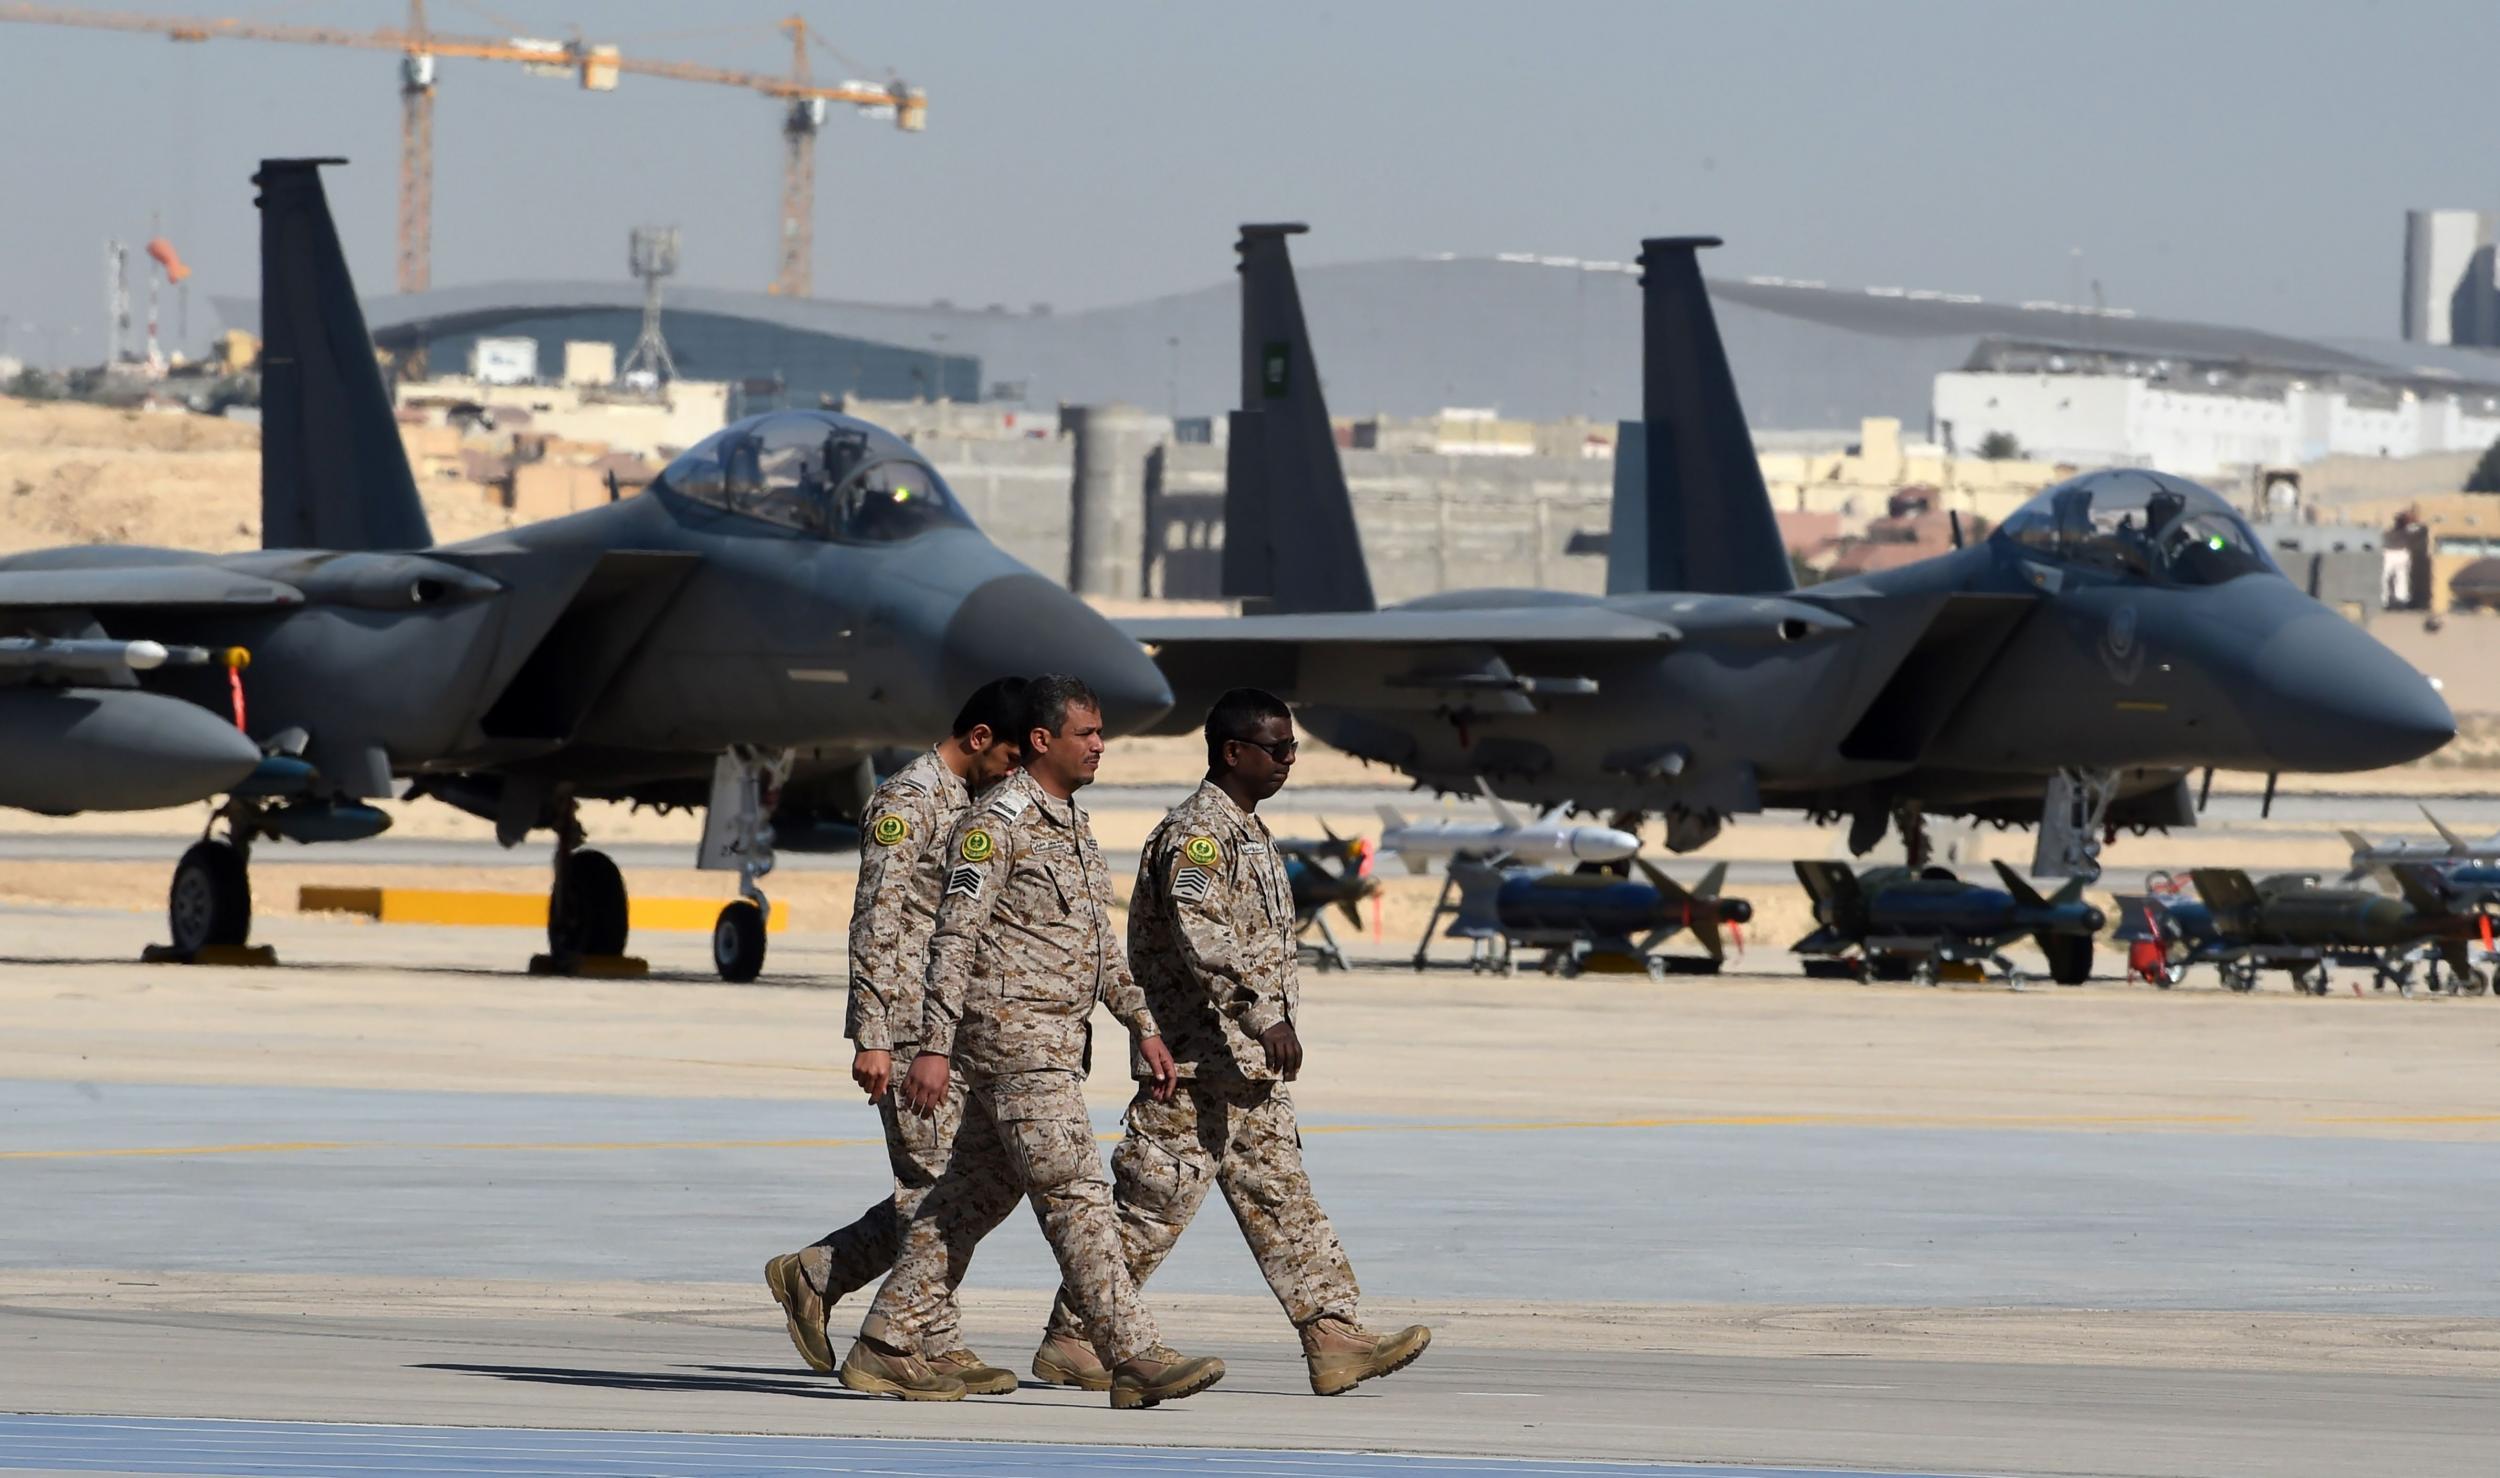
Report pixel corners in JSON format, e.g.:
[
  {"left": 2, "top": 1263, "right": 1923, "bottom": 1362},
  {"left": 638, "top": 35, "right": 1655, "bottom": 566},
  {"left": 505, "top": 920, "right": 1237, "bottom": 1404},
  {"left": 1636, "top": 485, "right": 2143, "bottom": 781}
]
[
  {"left": 1125, "top": 607, "right": 1683, "bottom": 729},
  {"left": 1123, "top": 608, "right": 1683, "bottom": 647},
  {"left": 0, "top": 567, "right": 306, "bottom": 610}
]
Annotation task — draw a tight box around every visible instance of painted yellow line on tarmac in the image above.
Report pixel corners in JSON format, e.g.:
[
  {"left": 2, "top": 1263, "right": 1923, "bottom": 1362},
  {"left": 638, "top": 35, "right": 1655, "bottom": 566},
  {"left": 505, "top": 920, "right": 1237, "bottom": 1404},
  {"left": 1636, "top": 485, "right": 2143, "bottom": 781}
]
[{"left": 6, "top": 1107, "right": 2487, "bottom": 1162}]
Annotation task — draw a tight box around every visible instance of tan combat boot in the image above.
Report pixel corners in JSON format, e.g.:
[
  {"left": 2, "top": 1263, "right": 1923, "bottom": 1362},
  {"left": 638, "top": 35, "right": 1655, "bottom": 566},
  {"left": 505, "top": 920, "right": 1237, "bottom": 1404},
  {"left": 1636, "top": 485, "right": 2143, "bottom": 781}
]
[
  {"left": 762, "top": 1253, "right": 831, "bottom": 1374},
  {"left": 837, "top": 1336, "right": 967, "bottom": 1401},
  {"left": 1030, "top": 1329, "right": 1112, "bottom": 1392},
  {"left": 928, "top": 1346, "right": 1018, "bottom": 1396},
  {"left": 1303, "top": 1316, "right": 1432, "bottom": 1396},
  {"left": 1109, "top": 1343, "right": 1226, "bottom": 1410}
]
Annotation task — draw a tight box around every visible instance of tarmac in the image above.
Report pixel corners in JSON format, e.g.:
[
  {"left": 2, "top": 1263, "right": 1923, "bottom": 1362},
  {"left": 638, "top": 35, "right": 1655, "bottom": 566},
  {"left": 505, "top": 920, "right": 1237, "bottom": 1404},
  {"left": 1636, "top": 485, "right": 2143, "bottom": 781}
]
[{"left": 2, "top": 897, "right": 2497, "bottom": 1476}]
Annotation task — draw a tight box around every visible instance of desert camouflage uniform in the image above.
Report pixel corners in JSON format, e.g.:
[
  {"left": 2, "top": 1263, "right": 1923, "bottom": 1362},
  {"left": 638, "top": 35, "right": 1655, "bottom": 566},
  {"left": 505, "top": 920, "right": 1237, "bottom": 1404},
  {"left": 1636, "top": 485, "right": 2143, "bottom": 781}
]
[
  {"left": 797, "top": 747, "right": 971, "bottom": 1353},
  {"left": 859, "top": 766, "right": 1165, "bottom": 1366},
  {"left": 1047, "top": 780, "right": 1360, "bottom": 1342}
]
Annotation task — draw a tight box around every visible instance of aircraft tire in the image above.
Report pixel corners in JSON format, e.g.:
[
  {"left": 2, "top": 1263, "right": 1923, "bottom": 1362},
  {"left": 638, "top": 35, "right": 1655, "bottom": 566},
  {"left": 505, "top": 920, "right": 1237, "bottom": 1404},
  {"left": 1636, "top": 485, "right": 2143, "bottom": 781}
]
[
  {"left": 550, "top": 850, "right": 629, "bottom": 959},
  {"left": 714, "top": 901, "right": 766, "bottom": 983},
  {"left": 169, "top": 840, "right": 251, "bottom": 953}
]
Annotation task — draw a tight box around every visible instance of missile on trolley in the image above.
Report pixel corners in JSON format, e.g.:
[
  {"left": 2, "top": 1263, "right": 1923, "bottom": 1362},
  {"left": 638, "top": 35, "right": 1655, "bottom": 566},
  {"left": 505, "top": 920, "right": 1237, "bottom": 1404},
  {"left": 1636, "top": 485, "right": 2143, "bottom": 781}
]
[
  {"left": 1491, "top": 858, "right": 1753, "bottom": 962},
  {"left": 1376, "top": 779, "right": 1639, "bottom": 872},
  {"left": 1793, "top": 859, "right": 2104, "bottom": 985}
]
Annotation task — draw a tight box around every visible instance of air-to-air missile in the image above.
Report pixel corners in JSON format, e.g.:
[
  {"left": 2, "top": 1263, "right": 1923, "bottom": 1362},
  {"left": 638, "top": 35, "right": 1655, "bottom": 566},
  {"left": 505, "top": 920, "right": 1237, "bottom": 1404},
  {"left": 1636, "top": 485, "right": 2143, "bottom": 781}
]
[
  {"left": 1375, "top": 780, "right": 1639, "bottom": 872},
  {"left": 1463, "top": 858, "right": 1754, "bottom": 976},
  {"left": 1275, "top": 828, "right": 1382, "bottom": 971},
  {"left": 2339, "top": 806, "right": 2500, "bottom": 881},
  {"left": 1793, "top": 860, "right": 2104, "bottom": 987},
  {"left": 2115, "top": 867, "right": 2490, "bottom": 995}
]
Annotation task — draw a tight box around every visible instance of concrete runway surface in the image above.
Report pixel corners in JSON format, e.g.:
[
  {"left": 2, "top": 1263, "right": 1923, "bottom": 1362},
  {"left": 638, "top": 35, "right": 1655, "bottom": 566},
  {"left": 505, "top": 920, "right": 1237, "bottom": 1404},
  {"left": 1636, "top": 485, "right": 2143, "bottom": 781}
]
[{"left": 2, "top": 910, "right": 2497, "bottom": 1476}]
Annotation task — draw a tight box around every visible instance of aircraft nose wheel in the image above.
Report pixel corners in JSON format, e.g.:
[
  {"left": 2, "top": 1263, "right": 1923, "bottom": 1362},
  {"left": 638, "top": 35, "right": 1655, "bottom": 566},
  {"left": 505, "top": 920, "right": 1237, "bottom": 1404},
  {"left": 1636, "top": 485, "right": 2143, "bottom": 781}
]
[
  {"left": 169, "top": 840, "right": 252, "bottom": 954},
  {"left": 713, "top": 900, "right": 766, "bottom": 982},
  {"left": 549, "top": 849, "right": 628, "bottom": 959}
]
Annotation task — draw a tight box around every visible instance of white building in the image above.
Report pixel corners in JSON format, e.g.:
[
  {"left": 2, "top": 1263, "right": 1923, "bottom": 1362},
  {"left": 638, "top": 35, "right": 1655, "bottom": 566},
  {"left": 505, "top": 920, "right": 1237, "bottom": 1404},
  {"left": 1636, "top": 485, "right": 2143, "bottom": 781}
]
[
  {"left": 1933, "top": 371, "right": 2500, "bottom": 478},
  {"left": 2402, "top": 209, "right": 2498, "bottom": 347}
]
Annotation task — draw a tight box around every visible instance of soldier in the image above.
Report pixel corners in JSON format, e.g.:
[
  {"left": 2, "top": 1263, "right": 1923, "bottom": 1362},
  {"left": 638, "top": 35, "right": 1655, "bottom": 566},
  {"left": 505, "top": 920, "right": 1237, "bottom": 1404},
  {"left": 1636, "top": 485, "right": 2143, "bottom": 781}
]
[
  {"left": 839, "top": 674, "right": 1227, "bottom": 1409},
  {"left": 763, "top": 676, "right": 1028, "bottom": 1396},
  {"left": 1033, "top": 688, "right": 1431, "bottom": 1397}
]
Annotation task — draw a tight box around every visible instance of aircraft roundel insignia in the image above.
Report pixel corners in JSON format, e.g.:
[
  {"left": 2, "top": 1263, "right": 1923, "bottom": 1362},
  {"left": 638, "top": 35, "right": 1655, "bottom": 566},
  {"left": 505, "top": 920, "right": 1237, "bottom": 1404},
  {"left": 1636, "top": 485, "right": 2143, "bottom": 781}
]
[
  {"left": 872, "top": 815, "right": 909, "bottom": 846},
  {"left": 960, "top": 829, "right": 995, "bottom": 863},
  {"left": 1182, "top": 835, "right": 1221, "bottom": 868}
]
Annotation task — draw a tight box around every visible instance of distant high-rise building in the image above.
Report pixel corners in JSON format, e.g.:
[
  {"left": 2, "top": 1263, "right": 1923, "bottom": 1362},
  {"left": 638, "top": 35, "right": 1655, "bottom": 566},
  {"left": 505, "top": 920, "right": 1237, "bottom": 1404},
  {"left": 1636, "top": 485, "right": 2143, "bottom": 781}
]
[{"left": 2402, "top": 208, "right": 2499, "bottom": 346}]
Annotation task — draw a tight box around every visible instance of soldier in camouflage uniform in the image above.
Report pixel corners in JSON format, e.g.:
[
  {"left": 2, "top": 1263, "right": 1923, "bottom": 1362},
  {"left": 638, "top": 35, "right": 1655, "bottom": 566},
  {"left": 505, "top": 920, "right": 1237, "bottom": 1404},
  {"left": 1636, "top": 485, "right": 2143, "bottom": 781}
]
[
  {"left": 763, "top": 677, "right": 1027, "bottom": 1395},
  {"left": 1035, "top": 688, "right": 1432, "bottom": 1397},
  {"left": 840, "top": 674, "right": 1228, "bottom": 1409}
]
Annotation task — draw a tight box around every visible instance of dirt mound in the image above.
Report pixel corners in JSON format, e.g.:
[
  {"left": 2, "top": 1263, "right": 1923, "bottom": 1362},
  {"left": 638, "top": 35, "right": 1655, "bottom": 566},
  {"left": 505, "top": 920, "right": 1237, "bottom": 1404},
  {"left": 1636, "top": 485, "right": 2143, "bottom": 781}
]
[{"left": 0, "top": 394, "right": 515, "bottom": 553}]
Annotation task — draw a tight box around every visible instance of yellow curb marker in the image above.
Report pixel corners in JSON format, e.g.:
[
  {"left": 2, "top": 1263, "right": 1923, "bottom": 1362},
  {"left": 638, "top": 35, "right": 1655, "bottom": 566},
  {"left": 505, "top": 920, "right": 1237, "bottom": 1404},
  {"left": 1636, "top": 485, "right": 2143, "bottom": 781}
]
[{"left": 298, "top": 887, "right": 788, "bottom": 933}]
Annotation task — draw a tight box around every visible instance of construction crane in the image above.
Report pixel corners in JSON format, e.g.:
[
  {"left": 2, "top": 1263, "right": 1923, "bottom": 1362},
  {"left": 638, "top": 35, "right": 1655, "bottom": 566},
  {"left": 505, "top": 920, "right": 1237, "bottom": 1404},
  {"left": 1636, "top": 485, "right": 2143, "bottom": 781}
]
[{"left": 0, "top": 2, "right": 925, "bottom": 297}]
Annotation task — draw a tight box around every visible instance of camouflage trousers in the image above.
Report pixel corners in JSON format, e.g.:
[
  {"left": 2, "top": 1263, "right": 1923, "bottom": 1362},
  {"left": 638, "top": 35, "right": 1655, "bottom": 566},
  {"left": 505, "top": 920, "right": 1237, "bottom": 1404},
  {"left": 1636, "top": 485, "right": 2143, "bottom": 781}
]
[
  {"left": 797, "top": 1045, "right": 967, "bottom": 1354},
  {"left": 861, "top": 1067, "right": 1159, "bottom": 1367},
  {"left": 1047, "top": 1074, "right": 1358, "bottom": 1340}
]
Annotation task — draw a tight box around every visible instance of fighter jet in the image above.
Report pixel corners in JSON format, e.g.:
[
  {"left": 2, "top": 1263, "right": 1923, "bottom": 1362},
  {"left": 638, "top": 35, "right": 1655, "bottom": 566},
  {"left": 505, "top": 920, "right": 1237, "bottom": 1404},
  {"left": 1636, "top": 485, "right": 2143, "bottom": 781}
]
[
  {"left": 1793, "top": 860, "right": 2104, "bottom": 986},
  {"left": 1125, "top": 225, "right": 2453, "bottom": 879},
  {"left": 1374, "top": 779, "right": 1640, "bottom": 872},
  {"left": 0, "top": 159, "right": 1170, "bottom": 979},
  {"left": 2124, "top": 866, "right": 2489, "bottom": 994}
]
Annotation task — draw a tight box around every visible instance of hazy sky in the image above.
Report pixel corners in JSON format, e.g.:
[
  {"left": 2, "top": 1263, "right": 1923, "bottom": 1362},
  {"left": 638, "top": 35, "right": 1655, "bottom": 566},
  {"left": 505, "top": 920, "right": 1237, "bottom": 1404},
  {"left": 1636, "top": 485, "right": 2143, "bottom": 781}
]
[{"left": 3, "top": 0, "right": 2496, "bottom": 366}]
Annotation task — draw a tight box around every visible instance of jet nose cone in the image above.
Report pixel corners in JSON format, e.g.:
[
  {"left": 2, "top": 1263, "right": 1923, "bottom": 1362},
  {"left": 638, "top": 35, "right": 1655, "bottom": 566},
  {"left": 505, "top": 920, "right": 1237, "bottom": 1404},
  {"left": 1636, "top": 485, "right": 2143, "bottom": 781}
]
[
  {"left": 2247, "top": 613, "right": 2453, "bottom": 771},
  {"left": 940, "top": 574, "right": 1174, "bottom": 734}
]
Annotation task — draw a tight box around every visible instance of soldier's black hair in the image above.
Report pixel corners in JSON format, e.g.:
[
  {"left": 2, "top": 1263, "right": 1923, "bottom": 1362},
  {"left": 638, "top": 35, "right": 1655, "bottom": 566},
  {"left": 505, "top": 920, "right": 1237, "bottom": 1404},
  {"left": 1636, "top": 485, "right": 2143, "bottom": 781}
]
[
  {"left": 1205, "top": 686, "right": 1293, "bottom": 766},
  {"left": 951, "top": 676, "right": 1030, "bottom": 743},
  {"left": 1019, "top": 673, "right": 1100, "bottom": 743}
]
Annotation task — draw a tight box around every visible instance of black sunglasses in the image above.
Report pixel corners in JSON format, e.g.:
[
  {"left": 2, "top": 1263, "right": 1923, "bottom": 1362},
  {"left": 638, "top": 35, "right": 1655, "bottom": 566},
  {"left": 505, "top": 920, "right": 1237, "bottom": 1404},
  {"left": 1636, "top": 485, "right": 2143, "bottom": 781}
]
[{"left": 1229, "top": 736, "right": 1299, "bottom": 763}]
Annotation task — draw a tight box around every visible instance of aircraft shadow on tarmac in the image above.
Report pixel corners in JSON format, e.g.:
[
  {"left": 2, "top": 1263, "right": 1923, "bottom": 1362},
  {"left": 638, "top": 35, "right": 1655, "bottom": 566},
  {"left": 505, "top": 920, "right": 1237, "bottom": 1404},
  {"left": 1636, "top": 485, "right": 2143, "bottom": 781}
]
[{"left": 412, "top": 1361, "right": 1078, "bottom": 1409}]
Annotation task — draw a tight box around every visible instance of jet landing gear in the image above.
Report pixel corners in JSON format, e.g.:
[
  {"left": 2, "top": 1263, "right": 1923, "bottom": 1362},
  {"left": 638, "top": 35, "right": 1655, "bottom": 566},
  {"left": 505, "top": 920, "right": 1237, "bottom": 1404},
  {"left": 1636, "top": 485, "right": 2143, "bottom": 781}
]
[
  {"left": 700, "top": 746, "right": 793, "bottom": 984},
  {"left": 168, "top": 833, "right": 252, "bottom": 956},
  {"left": 2032, "top": 768, "right": 2120, "bottom": 881}
]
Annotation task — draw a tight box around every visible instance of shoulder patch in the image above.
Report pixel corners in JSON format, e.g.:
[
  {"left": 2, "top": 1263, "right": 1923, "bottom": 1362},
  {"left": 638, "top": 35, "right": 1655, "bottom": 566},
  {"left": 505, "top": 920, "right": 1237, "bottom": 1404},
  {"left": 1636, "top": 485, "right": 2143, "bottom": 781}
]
[
  {"left": 871, "top": 814, "right": 910, "bottom": 846},
  {"left": 945, "top": 864, "right": 983, "bottom": 898},
  {"left": 891, "top": 771, "right": 928, "bottom": 796},
  {"left": 1181, "top": 834, "right": 1222, "bottom": 868},
  {"left": 994, "top": 789, "right": 1032, "bottom": 820},
  {"left": 1170, "top": 866, "right": 1215, "bottom": 904},
  {"left": 960, "top": 828, "right": 996, "bottom": 863}
]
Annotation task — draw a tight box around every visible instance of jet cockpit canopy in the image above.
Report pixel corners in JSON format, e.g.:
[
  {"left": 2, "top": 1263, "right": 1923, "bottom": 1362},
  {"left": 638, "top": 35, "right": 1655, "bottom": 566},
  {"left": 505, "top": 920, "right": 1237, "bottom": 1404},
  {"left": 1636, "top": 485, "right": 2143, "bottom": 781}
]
[
  {"left": 652, "top": 410, "right": 972, "bottom": 542},
  {"left": 1996, "top": 469, "right": 2280, "bottom": 587}
]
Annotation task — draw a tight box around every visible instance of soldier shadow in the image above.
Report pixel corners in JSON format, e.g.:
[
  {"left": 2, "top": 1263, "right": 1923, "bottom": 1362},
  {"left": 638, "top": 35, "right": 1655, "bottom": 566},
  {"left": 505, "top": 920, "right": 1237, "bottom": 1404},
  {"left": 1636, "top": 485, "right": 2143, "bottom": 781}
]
[{"left": 413, "top": 1361, "right": 1080, "bottom": 1407}]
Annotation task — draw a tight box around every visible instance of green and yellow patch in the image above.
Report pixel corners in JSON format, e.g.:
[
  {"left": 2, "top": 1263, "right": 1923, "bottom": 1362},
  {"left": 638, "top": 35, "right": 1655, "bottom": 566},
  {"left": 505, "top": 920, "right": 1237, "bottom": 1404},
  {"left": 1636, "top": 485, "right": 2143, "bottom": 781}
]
[
  {"left": 960, "top": 828, "right": 996, "bottom": 863},
  {"left": 871, "top": 815, "right": 910, "bottom": 846},
  {"left": 1182, "top": 835, "right": 1221, "bottom": 868}
]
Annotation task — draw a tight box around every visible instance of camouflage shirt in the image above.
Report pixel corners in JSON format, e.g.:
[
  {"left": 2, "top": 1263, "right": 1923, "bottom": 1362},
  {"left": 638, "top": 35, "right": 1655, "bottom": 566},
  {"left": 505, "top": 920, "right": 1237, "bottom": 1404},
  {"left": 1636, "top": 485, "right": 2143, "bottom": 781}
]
[
  {"left": 1128, "top": 780, "right": 1298, "bottom": 1081},
  {"left": 844, "top": 747, "right": 969, "bottom": 1053},
  {"left": 917, "top": 766, "right": 1157, "bottom": 1074}
]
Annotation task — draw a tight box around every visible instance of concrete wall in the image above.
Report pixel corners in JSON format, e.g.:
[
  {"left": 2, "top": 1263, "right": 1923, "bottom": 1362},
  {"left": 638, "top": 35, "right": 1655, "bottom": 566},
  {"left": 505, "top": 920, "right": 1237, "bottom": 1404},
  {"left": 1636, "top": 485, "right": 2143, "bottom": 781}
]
[{"left": 1140, "top": 443, "right": 1613, "bottom": 603}]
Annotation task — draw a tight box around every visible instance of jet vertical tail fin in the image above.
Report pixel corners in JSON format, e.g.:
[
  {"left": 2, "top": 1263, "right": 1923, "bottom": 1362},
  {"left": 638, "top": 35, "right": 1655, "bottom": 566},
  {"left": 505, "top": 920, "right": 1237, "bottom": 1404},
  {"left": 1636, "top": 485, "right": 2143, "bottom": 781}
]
[
  {"left": 1606, "top": 237, "right": 1791, "bottom": 597},
  {"left": 2422, "top": 805, "right": 2469, "bottom": 853},
  {"left": 1222, "top": 223, "right": 1374, "bottom": 614},
  {"left": 255, "top": 158, "right": 433, "bottom": 552}
]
